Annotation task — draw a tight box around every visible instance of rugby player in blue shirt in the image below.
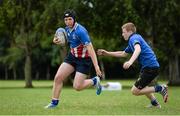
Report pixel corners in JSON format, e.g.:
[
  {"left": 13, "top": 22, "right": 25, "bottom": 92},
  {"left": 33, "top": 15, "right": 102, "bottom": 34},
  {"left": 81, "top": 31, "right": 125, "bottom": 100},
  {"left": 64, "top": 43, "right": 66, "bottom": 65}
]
[
  {"left": 45, "top": 9, "right": 102, "bottom": 108},
  {"left": 97, "top": 22, "right": 168, "bottom": 108}
]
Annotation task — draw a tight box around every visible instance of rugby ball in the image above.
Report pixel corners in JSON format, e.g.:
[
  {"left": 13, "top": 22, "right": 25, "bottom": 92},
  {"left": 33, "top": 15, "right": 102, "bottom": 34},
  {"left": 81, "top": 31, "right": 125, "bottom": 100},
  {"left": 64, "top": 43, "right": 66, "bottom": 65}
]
[{"left": 55, "top": 28, "right": 67, "bottom": 45}]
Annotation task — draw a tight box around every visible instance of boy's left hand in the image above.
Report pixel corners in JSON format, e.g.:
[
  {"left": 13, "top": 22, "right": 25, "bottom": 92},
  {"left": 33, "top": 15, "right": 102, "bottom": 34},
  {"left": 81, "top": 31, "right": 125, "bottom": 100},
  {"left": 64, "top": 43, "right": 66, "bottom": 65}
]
[{"left": 123, "top": 61, "right": 132, "bottom": 69}]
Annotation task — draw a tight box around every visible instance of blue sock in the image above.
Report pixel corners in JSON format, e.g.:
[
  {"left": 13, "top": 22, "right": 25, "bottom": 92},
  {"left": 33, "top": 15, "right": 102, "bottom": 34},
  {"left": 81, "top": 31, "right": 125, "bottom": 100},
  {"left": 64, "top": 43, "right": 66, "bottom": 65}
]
[
  {"left": 154, "top": 85, "right": 162, "bottom": 92},
  {"left": 51, "top": 99, "right": 59, "bottom": 105},
  {"left": 92, "top": 77, "right": 97, "bottom": 86},
  {"left": 151, "top": 99, "right": 159, "bottom": 106}
]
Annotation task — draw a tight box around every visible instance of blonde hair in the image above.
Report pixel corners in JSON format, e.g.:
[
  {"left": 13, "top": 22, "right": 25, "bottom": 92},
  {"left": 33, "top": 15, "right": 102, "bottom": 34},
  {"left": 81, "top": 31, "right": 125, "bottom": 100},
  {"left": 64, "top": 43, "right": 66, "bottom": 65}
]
[{"left": 121, "top": 22, "right": 136, "bottom": 33}]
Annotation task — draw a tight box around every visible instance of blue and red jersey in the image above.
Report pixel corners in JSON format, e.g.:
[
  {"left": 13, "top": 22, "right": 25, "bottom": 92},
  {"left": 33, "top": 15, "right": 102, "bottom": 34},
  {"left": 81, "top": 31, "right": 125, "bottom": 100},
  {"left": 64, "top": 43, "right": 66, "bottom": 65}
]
[{"left": 64, "top": 23, "right": 91, "bottom": 58}]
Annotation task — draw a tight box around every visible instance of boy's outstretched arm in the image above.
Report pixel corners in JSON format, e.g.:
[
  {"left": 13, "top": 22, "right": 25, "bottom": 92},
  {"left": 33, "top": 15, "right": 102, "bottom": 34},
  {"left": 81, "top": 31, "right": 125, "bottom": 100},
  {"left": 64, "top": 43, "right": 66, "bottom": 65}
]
[{"left": 97, "top": 49, "right": 128, "bottom": 57}]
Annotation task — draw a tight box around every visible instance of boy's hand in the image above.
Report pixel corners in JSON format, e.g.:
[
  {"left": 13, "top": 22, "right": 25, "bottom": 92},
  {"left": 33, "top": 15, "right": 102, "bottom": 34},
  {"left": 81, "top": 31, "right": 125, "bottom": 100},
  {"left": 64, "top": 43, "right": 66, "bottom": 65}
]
[
  {"left": 53, "top": 37, "right": 62, "bottom": 45},
  {"left": 95, "top": 66, "right": 102, "bottom": 78},
  {"left": 123, "top": 61, "right": 132, "bottom": 69},
  {"left": 97, "top": 49, "right": 107, "bottom": 56}
]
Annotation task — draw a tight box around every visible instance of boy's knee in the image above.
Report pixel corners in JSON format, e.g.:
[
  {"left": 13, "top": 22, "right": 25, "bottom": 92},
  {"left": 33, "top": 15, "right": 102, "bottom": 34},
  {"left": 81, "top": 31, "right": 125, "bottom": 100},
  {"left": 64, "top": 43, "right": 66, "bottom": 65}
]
[
  {"left": 131, "top": 87, "right": 140, "bottom": 96},
  {"left": 73, "top": 84, "right": 82, "bottom": 91},
  {"left": 54, "top": 76, "right": 63, "bottom": 83}
]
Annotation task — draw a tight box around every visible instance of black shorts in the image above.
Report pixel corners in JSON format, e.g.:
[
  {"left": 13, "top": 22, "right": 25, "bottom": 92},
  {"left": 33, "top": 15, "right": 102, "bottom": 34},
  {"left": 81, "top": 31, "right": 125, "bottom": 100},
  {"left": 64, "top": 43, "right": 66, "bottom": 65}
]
[
  {"left": 134, "top": 67, "right": 159, "bottom": 89},
  {"left": 64, "top": 52, "right": 92, "bottom": 75}
]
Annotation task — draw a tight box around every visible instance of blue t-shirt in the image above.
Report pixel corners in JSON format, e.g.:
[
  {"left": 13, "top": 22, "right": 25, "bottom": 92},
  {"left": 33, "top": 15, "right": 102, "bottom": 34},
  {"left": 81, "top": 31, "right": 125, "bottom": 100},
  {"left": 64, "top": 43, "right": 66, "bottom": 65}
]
[{"left": 124, "top": 33, "right": 159, "bottom": 69}]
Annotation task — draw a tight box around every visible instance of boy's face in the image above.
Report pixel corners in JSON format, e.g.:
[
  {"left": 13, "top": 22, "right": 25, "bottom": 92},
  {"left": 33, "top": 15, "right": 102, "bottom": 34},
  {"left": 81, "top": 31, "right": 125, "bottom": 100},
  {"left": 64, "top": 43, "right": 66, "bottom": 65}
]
[
  {"left": 64, "top": 17, "right": 74, "bottom": 28},
  {"left": 122, "top": 28, "right": 132, "bottom": 41}
]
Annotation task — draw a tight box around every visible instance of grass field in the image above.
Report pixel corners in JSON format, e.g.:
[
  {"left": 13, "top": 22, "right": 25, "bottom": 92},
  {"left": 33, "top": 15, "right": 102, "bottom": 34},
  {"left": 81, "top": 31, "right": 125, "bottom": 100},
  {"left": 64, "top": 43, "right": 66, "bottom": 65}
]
[{"left": 0, "top": 80, "right": 180, "bottom": 115}]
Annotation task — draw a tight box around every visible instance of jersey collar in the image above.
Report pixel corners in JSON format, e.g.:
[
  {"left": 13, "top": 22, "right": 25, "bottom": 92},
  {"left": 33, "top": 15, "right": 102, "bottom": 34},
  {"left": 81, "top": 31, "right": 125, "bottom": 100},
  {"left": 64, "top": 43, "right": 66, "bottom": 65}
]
[
  {"left": 69, "top": 22, "right": 78, "bottom": 33},
  {"left": 128, "top": 33, "right": 136, "bottom": 40}
]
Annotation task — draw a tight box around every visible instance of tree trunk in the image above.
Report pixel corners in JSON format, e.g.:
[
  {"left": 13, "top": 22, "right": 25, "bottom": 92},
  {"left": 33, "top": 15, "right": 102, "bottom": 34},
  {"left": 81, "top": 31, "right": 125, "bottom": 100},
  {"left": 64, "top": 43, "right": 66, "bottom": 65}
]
[
  {"left": 25, "top": 55, "right": 33, "bottom": 88},
  {"left": 46, "top": 66, "right": 50, "bottom": 80},
  {"left": 35, "top": 71, "right": 39, "bottom": 80},
  {"left": 5, "top": 66, "right": 8, "bottom": 80},
  {"left": 13, "top": 66, "right": 17, "bottom": 80},
  {"left": 99, "top": 60, "right": 105, "bottom": 80},
  {"left": 168, "top": 55, "right": 180, "bottom": 86}
]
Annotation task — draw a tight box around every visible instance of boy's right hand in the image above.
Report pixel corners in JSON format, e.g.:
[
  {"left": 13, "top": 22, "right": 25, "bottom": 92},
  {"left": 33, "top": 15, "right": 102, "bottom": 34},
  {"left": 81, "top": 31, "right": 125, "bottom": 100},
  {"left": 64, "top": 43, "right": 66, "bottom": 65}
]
[
  {"left": 95, "top": 65, "right": 102, "bottom": 78},
  {"left": 53, "top": 37, "right": 61, "bottom": 45},
  {"left": 97, "top": 49, "right": 107, "bottom": 56}
]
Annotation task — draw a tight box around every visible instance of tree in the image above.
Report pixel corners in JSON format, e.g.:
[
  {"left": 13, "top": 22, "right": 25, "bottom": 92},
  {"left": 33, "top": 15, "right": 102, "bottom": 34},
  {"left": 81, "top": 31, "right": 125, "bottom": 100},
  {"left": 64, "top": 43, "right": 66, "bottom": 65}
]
[
  {"left": 0, "top": 0, "right": 49, "bottom": 87},
  {"left": 132, "top": 0, "right": 180, "bottom": 85},
  {"left": 0, "top": 0, "right": 25, "bottom": 80}
]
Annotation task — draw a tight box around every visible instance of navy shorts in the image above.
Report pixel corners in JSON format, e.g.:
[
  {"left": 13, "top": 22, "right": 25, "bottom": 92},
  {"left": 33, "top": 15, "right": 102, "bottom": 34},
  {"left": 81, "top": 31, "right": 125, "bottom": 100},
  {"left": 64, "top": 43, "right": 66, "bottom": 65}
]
[
  {"left": 134, "top": 67, "right": 159, "bottom": 89},
  {"left": 64, "top": 52, "right": 93, "bottom": 75}
]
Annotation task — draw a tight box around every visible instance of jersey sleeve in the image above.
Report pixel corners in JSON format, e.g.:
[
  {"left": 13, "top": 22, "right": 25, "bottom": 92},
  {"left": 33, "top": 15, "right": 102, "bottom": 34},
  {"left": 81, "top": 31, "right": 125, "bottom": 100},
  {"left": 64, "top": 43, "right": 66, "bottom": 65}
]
[
  {"left": 125, "top": 36, "right": 140, "bottom": 53},
  {"left": 130, "top": 37, "right": 140, "bottom": 47},
  {"left": 124, "top": 46, "right": 132, "bottom": 53}
]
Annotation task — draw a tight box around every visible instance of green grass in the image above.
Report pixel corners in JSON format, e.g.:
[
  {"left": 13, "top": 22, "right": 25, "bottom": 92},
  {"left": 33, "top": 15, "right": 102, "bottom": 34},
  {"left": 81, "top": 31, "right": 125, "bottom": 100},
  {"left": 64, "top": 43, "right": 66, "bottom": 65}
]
[{"left": 0, "top": 80, "right": 180, "bottom": 115}]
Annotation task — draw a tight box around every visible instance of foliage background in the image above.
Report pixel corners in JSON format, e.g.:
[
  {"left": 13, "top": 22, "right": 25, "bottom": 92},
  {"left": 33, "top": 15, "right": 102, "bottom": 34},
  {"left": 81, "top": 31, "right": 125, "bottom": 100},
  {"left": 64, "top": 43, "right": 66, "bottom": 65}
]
[{"left": 0, "top": 0, "right": 180, "bottom": 86}]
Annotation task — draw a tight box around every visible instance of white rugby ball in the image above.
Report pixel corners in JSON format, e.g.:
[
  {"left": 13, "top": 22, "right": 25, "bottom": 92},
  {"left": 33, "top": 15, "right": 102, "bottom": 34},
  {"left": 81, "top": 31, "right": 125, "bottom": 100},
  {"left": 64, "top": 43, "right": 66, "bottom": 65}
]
[{"left": 55, "top": 28, "right": 67, "bottom": 45}]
